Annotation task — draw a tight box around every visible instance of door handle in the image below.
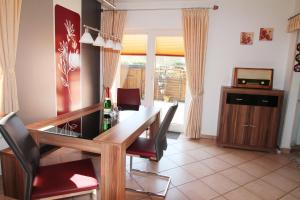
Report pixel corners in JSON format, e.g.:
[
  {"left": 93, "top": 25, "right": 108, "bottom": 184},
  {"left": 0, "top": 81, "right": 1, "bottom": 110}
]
[
  {"left": 249, "top": 125, "right": 256, "bottom": 128},
  {"left": 262, "top": 100, "right": 269, "bottom": 103}
]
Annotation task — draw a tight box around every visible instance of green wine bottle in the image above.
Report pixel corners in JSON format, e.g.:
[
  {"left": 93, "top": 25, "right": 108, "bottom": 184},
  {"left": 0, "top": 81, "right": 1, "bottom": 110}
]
[{"left": 103, "top": 87, "right": 112, "bottom": 117}]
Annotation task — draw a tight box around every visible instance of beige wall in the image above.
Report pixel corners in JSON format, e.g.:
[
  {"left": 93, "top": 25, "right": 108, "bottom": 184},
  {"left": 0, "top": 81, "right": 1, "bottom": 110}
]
[
  {"left": 15, "top": 0, "right": 82, "bottom": 124},
  {"left": 16, "top": 0, "right": 56, "bottom": 124}
]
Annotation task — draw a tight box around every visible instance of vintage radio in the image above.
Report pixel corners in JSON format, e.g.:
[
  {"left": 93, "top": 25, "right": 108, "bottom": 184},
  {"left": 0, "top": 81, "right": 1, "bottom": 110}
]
[{"left": 232, "top": 67, "right": 273, "bottom": 89}]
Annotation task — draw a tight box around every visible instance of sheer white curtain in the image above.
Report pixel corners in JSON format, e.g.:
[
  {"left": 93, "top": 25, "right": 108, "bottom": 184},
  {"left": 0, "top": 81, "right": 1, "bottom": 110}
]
[{"left": 0, "top": 0, "right": 22, "bottom": 116}]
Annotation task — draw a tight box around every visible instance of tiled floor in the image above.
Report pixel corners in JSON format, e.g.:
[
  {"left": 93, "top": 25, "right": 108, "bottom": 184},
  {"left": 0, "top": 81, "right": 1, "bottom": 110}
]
[{"left": 1, "top": 137, "right": 300, "bottom": 200}]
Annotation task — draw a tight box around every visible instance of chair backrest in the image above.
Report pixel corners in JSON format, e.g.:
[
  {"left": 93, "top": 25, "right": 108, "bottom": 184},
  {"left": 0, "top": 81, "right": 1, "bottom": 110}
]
[
  {"left": 0, "top": 113, "right": 40, "bottom": 200},
  {"left": 155, "top": 102, "right": 178, "bottom": 161},
  {"left": 117, "top": 88, "right": 141, "bottom": 110}
]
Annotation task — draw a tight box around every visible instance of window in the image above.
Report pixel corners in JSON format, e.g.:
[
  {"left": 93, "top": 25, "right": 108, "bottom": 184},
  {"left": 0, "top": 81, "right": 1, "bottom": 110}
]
[
  {"left": 154, "top": 36, "right": 186, "bottom": 102},
  {"left": 154, "top": 36, "right": 186, "bottom": 131},
  {"left": 120, "top": 35, "right": 147, "bottom": 99}
]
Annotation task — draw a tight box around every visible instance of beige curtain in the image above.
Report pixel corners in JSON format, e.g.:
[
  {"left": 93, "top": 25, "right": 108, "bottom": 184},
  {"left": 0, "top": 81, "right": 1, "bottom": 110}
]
[
  {"left": 0, "top": 0, "right": 22, "bottom": 116},
  {"left": 182, "top": 8, "right": 209, "bottom": 139},
  {"left": 288, "top": 15, "right": 300, "bottom": 33},
  {"left": 101, "top": 11, "right": 127, "bottom": 99}
]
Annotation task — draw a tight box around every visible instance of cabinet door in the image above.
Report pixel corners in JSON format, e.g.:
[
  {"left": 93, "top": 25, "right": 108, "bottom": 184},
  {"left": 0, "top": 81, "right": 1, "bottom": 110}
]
[
  {"left": 218, "top": 104, "right": 250, "bottom": 146},
  {"left": 247, "top": 106, "right": 278, "bottom": 148}
]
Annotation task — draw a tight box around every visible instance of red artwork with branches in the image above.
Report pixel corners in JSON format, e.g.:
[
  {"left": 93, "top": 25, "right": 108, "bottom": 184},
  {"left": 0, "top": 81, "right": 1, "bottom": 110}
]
[{"left": 55, "top": 5, "right": 81, "bottom": 134}]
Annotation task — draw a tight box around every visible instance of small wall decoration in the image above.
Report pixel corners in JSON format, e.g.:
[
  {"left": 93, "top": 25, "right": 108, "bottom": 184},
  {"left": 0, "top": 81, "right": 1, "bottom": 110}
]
[
  {"left": 294, "top": 43, "right": 300, "bottom": 72},
  {"left": 259, "top": 28, "right": 273, "bottom": 41},
  {"left": 55, "top": 5, "right": 81, "bottom": 133},
  {"left": 240, "top": 32, "right": 254, "bottom": 45}
]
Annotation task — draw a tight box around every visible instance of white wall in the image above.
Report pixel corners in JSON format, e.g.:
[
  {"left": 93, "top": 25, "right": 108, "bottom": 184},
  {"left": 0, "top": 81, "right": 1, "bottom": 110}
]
[{"left": 117, "top": 0, "right": 295, "bottom": 136}]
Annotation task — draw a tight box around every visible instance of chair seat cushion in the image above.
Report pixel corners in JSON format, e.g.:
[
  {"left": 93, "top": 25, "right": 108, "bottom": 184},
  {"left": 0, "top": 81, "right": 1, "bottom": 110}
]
[
  {"left": 127, "top": 137, "right": 156, "bottom": 158},
  {"left": 32, "top": 159, "right": 98, "bottom": 199}
]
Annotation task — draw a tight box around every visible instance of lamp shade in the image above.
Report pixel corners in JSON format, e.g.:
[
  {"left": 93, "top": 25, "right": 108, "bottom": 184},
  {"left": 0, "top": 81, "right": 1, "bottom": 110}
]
[
  {"left": 79, "top": 28, "right": 94, "bottom": 44},
  {"left": 105, "top": 39, "right": 114, "bottom": 49},
  {"left": 93, "top": 34, "right": 105, "bottom": 47}
]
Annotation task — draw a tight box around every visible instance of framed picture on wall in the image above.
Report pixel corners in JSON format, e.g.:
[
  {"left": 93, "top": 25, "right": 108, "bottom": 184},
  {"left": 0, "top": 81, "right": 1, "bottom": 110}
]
[
  {"left": 259, "top": 28, "right": 273, "bottom": 41},
  {"left": 240, "top": 32, "right": 254, "bottom": 45}
]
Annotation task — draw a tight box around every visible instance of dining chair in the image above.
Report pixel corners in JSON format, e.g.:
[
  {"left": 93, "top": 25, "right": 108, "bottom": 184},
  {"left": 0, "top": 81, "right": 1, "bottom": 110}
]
[
  {"left": 126, "top": 101, "right": 178, "bottom": 197},
  {"left": 0, "top": 113, "right": 99, "bottom": 200},
  {"left": 117, "top": 88, "right": 141, "bottom": 110}
]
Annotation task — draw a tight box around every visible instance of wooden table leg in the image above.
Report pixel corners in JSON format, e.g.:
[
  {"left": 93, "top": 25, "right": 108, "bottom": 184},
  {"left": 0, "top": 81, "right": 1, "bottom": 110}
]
[
  {"left": 149, "top": 112, "right": 160, "bottom": 139},
  {"left": 101, "top": 143, "right": 126, "bottom": 200}
]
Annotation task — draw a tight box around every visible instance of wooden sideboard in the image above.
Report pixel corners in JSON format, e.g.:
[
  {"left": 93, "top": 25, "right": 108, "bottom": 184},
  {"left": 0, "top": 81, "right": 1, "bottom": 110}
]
[{"left": 217, "top": 86, "right": 284, "bottom": 152}]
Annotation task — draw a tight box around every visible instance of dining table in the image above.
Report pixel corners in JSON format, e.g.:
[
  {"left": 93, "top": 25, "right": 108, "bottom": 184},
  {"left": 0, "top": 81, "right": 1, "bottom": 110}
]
[{"left": 26, "top": 103, "right": 161, "bottom": 200}]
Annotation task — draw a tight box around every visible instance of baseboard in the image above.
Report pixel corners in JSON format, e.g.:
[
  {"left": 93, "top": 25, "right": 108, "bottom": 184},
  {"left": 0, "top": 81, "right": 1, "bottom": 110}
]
[
  {"left": 280, "top": 148, "right": 291, "bottom": 154},
  {"left": 200, "top": 134, "right": 217, "bottom": 140}
]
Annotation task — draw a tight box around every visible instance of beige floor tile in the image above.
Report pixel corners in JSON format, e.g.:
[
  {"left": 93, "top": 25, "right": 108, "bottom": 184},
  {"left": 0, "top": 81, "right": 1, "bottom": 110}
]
[
  {"left": 224, "top": 187, "right": 262, "bottom": 200},
  {"left": 201, "top": 157, "right": 232, "bottom": 172},
  {"left": 279, "top": 194, "right": 300, "bottom": 200},
  {"left": 201, "top": 146, "right": 230, "bottom": 156},
  {"left": 186, "top": 149, "right": 214, "bottom": 161},
  {"left": 201, "top": 174, "right": 239, "bottom": 194},
  {"left": 220, "top": 167, "right": 256, "bottom": 185},
  {"left": 165, "top": 187, "right": 189, "bottom": 200},
  {"left": 131, "top": 157, "right": 178, "bottom": 173},
  {"left": 275, "top": 166, "right": 300, "bottom": 183},
  {"left": 217, "top": 153, "right": 247, "bottom": 165},
  {"left": 172, "top": 140, "right": 202, "bottom": 151},
  {"left": 291, "top": 187, "right": 300, "bottom": 198},
  {"left": 238, "top": 161, "right": 270, "bottom": 178},
  {"left": 182, "top": 161, "right": 215, "bottom": 178},
  {"left": 126, "top": 172, "right": 144, "bottom": 191},
  {"left": 126, "top": 156, "right": 147, "bottom": 165},
  {"left": 164, "top": 145, "right": 181, "bottom": 156},
  {"left": 133, "top": 174, "right": 170, "bottom": 195},
  {"left": 244, "top": 180, "right": 285, "bottom": 200},
  {"left": 178, "top": 180, "right": 219, "bottom": 200},
  {"left": 233, "top": 150, "right": 262, "bottom": 161},
  {"left": 167, "top": 153, "right": 197, "bottom": 166},
  {"left": 263, "top": 154, "right": 291, "bottom": 165},
  {"left": 286, "top": 161, "right": 299, "bottom": 169},
  {"left": 126, "top": 190, "right": 148, "bottom": 200},
  {"left": 261, "top": 173, "right": 299, "bottom": 192},
  {"left": 213, "top": 197, "right": 227, "bottom": 200},
  {"left": 253, "top": 157, "right": 284, "bottom": 171},
  {"left": 160, "top": 167, "right": 196, "bottom": 186}
]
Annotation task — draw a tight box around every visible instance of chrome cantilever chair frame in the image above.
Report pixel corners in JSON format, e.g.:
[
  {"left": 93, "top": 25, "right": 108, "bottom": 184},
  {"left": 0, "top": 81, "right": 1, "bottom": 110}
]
[{"left": 126, "top": 102, "right": 178, "bottom": 198}]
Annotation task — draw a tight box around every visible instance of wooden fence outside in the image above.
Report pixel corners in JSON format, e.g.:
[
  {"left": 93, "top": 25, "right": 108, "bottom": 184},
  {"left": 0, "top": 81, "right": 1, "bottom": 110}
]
[{"left": 122, "top": 66, "right": 186, "bottom": 102}]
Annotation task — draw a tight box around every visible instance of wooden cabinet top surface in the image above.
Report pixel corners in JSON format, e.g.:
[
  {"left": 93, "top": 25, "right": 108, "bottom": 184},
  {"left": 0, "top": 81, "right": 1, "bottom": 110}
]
[{"left": 222, "top": 86, "right": 284, "bottom": 96}]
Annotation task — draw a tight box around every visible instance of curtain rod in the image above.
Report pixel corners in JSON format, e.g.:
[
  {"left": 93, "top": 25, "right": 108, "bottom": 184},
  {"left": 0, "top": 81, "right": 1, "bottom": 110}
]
[
  {"left": 101, "top": 5, "right": 219, "bottom": 12},
  {"left": 289, "top": 12, "right": 300, "bottom": 20}
]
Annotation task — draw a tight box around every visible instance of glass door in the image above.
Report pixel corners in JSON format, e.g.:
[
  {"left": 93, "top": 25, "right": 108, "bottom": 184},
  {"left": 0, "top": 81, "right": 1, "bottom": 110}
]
[
  {"left": 153, "top": 36, "right": 186, "bottom": 132},
  {"left": 118, "top": 35, "right": 147, "bottom": 101},
  {"left": 117, "top": 34, "right": 186, "bottom": 133}
]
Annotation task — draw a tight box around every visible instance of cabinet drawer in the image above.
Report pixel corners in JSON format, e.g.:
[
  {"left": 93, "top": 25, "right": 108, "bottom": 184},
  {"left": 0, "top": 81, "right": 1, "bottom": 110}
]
[{"left": 226, "top": 93, "right": 278, "bottom": 107}]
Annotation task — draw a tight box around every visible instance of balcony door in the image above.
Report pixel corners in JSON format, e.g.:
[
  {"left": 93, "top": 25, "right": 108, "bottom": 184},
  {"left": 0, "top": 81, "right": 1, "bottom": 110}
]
[{"left": 119, "top": 34, "right": 186, "bottom": 133}]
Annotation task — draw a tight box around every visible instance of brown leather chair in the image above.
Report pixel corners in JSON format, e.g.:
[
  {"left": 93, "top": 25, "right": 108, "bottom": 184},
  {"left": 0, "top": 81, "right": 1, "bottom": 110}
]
[
  {"left": 126, "top": 102, "right": 178, "bottom": 197},
  {"left": 0, "top": 113, "right": 99, "bottom": 200},
  {"left": 117, "top": 88, "right": 141, "bottom": 110}
]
